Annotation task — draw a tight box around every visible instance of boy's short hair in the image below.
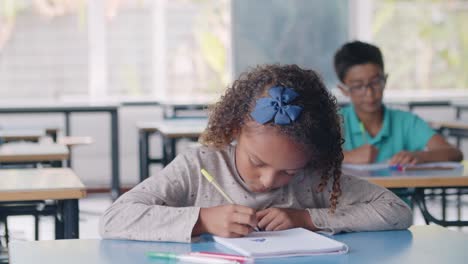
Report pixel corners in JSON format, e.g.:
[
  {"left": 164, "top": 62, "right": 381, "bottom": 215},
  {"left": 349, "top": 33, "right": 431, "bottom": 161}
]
[{"left": 333, "top": 41, "right": 384, "bottom": 82}]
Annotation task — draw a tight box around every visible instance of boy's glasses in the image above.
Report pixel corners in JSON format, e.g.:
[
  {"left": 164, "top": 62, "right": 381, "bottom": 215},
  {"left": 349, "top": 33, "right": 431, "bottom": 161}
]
[{"left": 342, "top": 74, "right": 388, "bottom": 95}]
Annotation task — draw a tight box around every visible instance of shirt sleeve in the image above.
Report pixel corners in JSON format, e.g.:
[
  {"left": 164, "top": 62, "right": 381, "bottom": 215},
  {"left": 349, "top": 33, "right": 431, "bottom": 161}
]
[
  {"left": 99, "top": 152, "right": 200, "bottom": 243},
  {"left": 405, "top": 113, "right": 436, "bottom": 151},
  {"left": 307, "top": 175, "right": 412, "bottom": 234}
]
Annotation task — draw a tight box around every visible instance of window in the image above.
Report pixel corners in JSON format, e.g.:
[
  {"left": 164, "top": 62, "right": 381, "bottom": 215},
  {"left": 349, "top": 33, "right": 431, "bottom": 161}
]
[
  {"left": 356, "top": 0, "right": 468, "bottom": 92},
  {"left": 0, "top": 0, "right": 231, "bottom": 101},
  {"left": 232, "top": 0, "right": 349, "bottom": 87},
  {"left": 0, "top": 0, "right": 88, "bottom": 100},
  {"left": 0, "top": 0, "right": 352, "bottom": 100}
]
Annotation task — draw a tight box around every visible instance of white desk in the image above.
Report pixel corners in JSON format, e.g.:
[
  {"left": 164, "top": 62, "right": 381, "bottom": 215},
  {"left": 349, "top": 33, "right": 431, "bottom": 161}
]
[
  {"left": 9, "top": 225, "right": 468, "bottom": 264},
  {"left": 0, "top": 142, "right": 69, "bottom": 164},
  {"left": 0, "top": 101, "right": 120, "bottom": 199},
  {"left": 137, "top": 118, "right": 208, "bottom": 181},
  {"left": 0, "top": 168, "right": 86, "bottom": 238}
]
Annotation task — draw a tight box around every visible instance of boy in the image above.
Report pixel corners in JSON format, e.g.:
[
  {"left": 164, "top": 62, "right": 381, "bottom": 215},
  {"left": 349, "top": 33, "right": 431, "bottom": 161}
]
[{"left": 335, "top": 41, "right": 462, "bottom": 165}]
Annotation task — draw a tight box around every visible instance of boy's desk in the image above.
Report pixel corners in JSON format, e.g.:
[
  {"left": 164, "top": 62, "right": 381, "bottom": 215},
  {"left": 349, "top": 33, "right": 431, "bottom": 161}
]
[
  {"left": 0, "top": 142, "right": 69, "bottom": 164},
  {"left": 344, "top": 164, "right": 468, "bottom": 227},
  {"left": 8, "top": 225, "right": 468, "bottom": 264},
  {"left": 0, "top": 168, "right": 86, "bottom": 238},
  {"left": 137, "top": 118, "right": 208, "bottom": 181},
  {"left": 0, "top": 101, "right": 120, "bottom": 199}
]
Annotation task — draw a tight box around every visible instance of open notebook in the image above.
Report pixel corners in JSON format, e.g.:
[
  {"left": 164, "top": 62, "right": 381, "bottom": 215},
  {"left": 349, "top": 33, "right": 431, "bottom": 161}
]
[{"left": 213, "top": 228, "right": 348, "bottom": 258}]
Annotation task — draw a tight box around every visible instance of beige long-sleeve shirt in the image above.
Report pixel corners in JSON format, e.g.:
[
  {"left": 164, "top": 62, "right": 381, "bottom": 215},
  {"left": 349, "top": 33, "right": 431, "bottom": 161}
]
[{"left": 100, "top": 145, "right": 412, "bottom": 242}]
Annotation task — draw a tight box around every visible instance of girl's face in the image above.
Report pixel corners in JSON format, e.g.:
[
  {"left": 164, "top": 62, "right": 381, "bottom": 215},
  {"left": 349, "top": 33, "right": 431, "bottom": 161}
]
[
  {"left": 339, "top": 63, "right": 385, "bottom": 114},
  {"left": 235, "top": 122, "right": 311, "bottom": 193}
]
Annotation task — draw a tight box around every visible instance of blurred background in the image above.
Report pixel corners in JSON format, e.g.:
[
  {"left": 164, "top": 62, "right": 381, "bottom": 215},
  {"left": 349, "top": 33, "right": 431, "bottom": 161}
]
[{"left": 0, "top": 0, "right": 467, "bottom": 242}]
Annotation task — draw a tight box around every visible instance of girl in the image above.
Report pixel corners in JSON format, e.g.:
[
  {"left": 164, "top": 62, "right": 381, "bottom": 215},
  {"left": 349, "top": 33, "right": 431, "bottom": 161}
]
[{"left": 100, "top": 64, "right": 412, "bottom": 242}]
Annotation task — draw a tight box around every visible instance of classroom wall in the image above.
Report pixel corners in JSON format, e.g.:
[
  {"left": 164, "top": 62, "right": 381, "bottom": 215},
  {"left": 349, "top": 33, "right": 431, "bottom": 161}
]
[{"left": 0, "top": 105, "right": 467, "bottom": 189}]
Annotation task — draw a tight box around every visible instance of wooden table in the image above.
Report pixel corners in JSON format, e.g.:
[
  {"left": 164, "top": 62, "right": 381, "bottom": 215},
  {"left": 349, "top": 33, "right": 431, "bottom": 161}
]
[
  {"left": 9, "top": 225, "right": 468, "bottom": 264},
  {"left": 359, "top": 163, "right": 468, "bottom": 188},
  {"left": 344, "top": 162, "right": 468, "bottom": 227},
  {"left": 0, "top": 142, "right": 69, "bottom": 165},
  {"left": 0, "top": 102, "right": 120, "bottom": 199},
  {"left": 0, "top": 129, "right": 45, "bottom": 143},
  {"left": 0, "top": 168, "right": 86, "bottom": 239},
  {"left": 137, "top": 118, "right": 207, "bottom": 181}
]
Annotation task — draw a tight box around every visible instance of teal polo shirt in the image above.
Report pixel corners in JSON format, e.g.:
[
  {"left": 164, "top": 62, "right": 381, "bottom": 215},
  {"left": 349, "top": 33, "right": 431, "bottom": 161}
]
[{"left": 340, "top": 105, "right": 436, "bottom": 163}]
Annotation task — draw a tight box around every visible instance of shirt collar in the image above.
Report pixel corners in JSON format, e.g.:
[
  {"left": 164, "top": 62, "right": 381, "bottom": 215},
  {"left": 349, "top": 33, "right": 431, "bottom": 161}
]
[{"left": 349, "top": 104, "right": 390, "bottom": 141}]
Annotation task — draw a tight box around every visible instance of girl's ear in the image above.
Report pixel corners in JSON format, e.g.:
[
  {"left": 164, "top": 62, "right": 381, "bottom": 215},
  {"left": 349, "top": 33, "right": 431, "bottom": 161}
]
[
  {"left": 337, "top": 84, "right": 350, "bottom": 97},
  {"left": 232, "top": 127, "right": 240, "bottom": 140}
]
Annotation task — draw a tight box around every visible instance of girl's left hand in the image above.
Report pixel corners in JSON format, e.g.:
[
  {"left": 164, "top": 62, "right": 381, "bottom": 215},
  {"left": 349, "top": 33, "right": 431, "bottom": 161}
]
[
  {"left": 389, "top": 151, "right": 420, "bottom": 166},
  {"left": 256, "top": 208, "right": 311, "bottom": 231}
]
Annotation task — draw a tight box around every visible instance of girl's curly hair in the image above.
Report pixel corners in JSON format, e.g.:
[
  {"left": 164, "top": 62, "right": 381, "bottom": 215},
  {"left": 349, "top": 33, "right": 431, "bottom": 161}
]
[{"left": 200, "top": 64, "right": 344, "bottom": 212}]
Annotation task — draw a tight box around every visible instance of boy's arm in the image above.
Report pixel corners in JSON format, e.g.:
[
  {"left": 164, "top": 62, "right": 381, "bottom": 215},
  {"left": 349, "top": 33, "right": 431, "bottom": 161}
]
[
  {"left": 306, "top": 175, "right": 412, "bottom": 234},
  {"left": 390, "top": 134, "right": 463, "bottom": 165},
  {"left": 391, "top": 113, "right": 463, "bottom": 165},
  {"left": 99, "top": 153, "right": 200, "bottom": 243},
  {"left": 421, "top": 134, "right": 464, "bottom": 161}
]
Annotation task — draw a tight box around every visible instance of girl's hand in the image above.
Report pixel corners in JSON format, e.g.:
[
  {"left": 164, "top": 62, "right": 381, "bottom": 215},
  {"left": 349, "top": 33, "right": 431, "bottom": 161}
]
[
  {"left": 389, "top": 151, "right": 420, "bottom": 166},
  {"left": 195, "top": 205, "right": 257, "bottom": 237},
  {"left": 256, "top": 208, "right": 314, "bottom": 231}
]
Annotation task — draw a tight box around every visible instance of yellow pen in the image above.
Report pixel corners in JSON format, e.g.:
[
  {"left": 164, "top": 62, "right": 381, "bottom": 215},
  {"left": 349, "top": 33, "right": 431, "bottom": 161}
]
[
  {"left": 200, "top": 168, "right": 260, "bottom": 232},
  {"left": 201, "top": 168, "right": 235, "bottom": 203}
]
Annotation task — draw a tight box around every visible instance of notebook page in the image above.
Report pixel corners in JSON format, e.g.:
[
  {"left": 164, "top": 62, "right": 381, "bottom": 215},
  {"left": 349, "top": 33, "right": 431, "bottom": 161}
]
[
  {"left": 342, "top": 162, "right": 389, "bottom": 171},
  {"left": 213, "top": 228, "right": 348, "bottom": 258}
]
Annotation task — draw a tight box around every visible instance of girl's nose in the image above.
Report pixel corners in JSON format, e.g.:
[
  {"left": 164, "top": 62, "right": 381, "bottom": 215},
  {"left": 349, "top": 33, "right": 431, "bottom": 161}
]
[{"left": 260, "top": 170, "right": 276, "bottom": 189}]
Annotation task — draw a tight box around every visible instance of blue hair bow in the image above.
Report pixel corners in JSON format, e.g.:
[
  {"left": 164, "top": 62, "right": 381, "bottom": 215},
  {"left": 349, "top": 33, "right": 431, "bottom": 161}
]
[{"left": 251, "top": 86, "right": 303, "bottom": 125}]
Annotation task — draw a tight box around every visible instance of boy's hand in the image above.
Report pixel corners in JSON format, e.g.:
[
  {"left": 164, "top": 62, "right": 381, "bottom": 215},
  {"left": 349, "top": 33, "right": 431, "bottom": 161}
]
[
  {"left": 195, "top": 205, "right": 257, "bottom": 237},
  {"left": 256, "top": 208, "right": 315, "bottom": 231},
  {"left": 346, "top": 144, "right": 378, "bottom": 164},
  {"left": 389, "top": 151, "right": 419, "bottom": 166}
]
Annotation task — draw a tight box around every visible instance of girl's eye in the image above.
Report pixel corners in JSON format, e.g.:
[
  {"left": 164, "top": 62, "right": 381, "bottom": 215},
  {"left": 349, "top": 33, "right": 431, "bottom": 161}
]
[
  {"left": 252, "top": 161, "right": 262, "bottom": 167},
  {"left": 282, "top": 171, "right": 296, "bottom": 177},
  {"left": 250, "top": 158, "right": 264, "bottom": 167}
]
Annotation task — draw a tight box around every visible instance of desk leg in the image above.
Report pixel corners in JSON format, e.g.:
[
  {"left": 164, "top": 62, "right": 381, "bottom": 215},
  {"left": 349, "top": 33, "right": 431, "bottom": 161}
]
[
  {"left": 162, "top": 138, "right": 176, "bottom": 166},
  {"left": 61, "top": 199, "right": 79, "bottom": 239},
  {"left": 55, "top": 201, "right": 64, "bottom": 239},
  {"left": 170, "top": 138, "right": 176, "bottom": 161},
  {"left": 64, "top": 111, "right": 73, "bottom": 167},
  {"left": 162, "top": 136, "right": 169, "bottom": 166},
  {"left": 457, "top": 189, "right": 462, "bottom": 222},
  {"left": 442, "top": 188, "right": 447, "bottom": 221},
  {"left": 110, "top": 110, "right": 121, "bottom": 200},
  {"left": 139, "top": 130, "right": 150, "bottom": 182},
  {"left": 414, "top": 188, "right": 468, "bottom": 227}
]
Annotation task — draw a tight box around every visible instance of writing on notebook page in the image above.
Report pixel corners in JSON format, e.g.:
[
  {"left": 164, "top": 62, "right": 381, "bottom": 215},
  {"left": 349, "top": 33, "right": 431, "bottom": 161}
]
[
  {"left": 250, "top": 238, "right": 266, "bottom": 242},
  {"left": 213, "top": 228, "right": 348, "bottom": 259}
]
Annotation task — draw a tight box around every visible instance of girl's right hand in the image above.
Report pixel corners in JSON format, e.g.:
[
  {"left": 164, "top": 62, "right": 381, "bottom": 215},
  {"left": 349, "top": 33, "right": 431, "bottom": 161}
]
[{"left": 195, "top": 205, "right": 258, "bottom": 237}]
